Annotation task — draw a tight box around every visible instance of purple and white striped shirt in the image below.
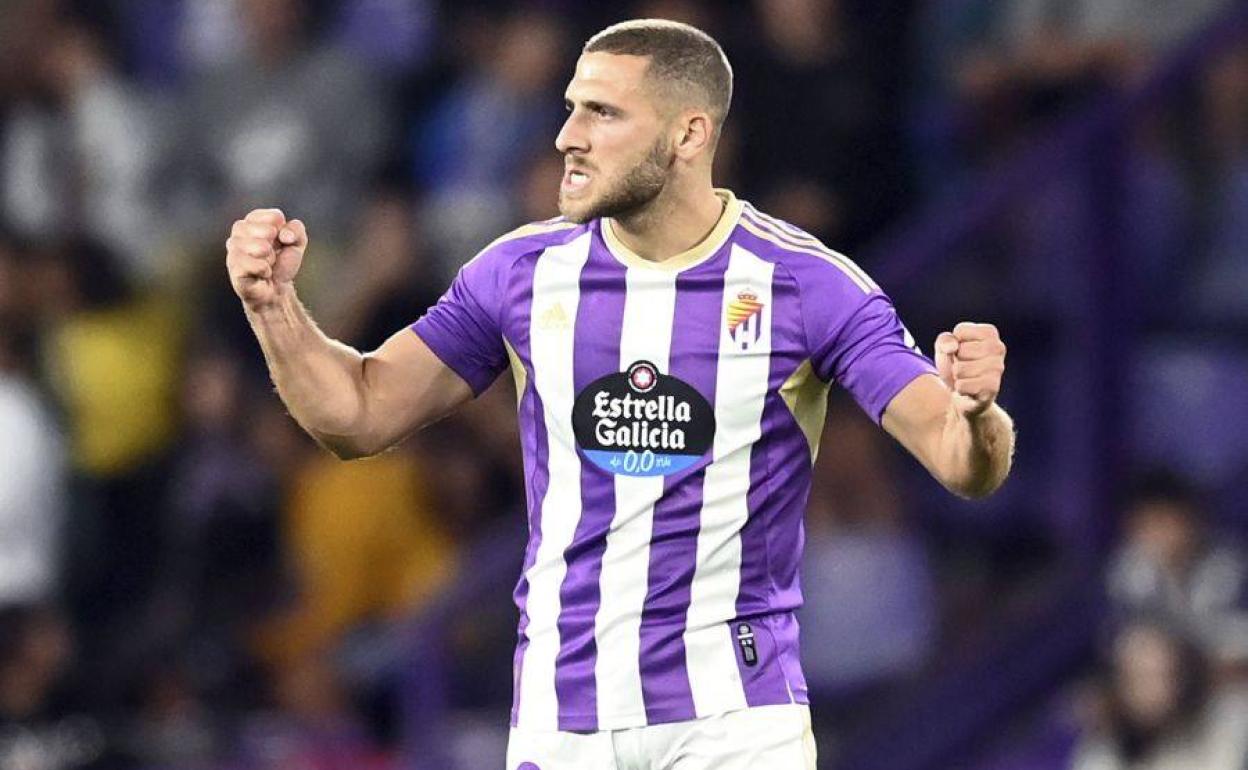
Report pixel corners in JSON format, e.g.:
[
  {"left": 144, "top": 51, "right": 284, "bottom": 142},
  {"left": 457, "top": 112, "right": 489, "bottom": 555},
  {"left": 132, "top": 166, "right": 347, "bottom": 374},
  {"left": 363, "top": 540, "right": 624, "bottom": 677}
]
[{"left": 412, "top": 189, "right": 936, "bottom": 732}]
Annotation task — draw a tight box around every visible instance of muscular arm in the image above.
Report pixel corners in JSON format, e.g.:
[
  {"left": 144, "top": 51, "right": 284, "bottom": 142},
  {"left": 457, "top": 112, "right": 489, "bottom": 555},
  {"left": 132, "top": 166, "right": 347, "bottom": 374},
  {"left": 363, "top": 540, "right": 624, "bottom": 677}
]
[
  {"left": 881, "top": 323, "right": 1015, "bottom": 499},
  {"left": 228, "top": 208, "right": 473, "bottom": 459},
  {"left": 246, "top": 293, "right": 472, "bottom": 459},
  {"left": 882, "top": 375, "right": 1015, "bottom": 498}
]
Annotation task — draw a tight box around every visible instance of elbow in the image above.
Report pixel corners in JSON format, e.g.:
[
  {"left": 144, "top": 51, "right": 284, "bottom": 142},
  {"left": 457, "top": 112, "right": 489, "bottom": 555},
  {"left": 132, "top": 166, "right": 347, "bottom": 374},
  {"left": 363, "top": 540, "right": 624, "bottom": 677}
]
[
  {"left": 315, "top": 431, "right": 384, "bottom": 461},
  {"left": 298, "top": 405, "right": 385, "bottom": 460},
  {"left": 940, "top": 464, "right": 1011, "bottom": 500},
  {"left": 946, "top": 477, "right": 1005, "bottom": 500},
  {"left": 326, "top": 443, "right": 371, "bottom": 461}
]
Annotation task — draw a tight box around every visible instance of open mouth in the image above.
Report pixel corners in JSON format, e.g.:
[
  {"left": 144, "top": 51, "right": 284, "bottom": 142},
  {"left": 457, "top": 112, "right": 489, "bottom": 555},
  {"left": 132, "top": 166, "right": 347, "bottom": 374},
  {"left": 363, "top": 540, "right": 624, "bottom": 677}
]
[{"left": 562, "top": 168, "right": 591, "bottom": 194}]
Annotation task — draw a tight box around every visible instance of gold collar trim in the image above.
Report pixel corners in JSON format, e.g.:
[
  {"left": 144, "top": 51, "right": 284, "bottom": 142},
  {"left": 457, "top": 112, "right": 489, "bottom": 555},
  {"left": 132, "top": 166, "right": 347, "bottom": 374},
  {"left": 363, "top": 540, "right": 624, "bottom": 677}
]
[{"left": 602, "top": 189, "right": 741, "bottom": 272}]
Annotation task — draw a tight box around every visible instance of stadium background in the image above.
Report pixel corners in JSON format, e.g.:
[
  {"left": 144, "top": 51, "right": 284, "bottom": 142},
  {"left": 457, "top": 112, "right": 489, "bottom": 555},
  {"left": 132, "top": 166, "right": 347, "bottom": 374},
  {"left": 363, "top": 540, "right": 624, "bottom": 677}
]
[{"left": 0, "top": 0, "right": 1246, "bottom": 767}]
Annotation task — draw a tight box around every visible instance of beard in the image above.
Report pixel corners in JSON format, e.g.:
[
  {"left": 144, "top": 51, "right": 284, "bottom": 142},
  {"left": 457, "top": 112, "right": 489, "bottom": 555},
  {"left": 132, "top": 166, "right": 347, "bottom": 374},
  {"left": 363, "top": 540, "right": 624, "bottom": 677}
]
[{"left": 559, "top": 138, "right": 673, "bottom": 224}]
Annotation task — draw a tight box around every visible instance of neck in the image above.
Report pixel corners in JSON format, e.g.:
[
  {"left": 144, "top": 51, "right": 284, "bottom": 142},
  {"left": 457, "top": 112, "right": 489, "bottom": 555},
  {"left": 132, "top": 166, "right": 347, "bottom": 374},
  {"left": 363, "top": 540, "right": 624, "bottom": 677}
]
[{"left": 608, "top": 180, "right": 724, "bottom": 263}]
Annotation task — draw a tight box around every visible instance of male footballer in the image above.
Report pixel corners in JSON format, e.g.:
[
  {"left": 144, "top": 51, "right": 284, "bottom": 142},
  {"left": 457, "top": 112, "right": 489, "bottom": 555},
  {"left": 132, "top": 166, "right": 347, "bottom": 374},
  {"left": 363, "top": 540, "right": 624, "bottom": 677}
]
[{"left": 226, "top": 19, "right": 1014, "bottom": 770}]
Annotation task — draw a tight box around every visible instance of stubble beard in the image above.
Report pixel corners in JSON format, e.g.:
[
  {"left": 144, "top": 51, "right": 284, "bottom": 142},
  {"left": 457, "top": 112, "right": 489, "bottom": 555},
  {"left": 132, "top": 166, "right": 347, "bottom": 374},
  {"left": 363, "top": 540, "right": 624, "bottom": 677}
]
[{"left": 559, "top": 138, "right": 673, "bottom": 224}]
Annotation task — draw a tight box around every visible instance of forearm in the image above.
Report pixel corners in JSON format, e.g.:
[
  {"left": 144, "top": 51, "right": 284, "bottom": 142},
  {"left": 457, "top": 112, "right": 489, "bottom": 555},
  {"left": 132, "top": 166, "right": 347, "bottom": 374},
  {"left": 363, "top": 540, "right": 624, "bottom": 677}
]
[
  {"left": 245, "top": 289, "right": 374, "bottom": 456},
  {"left": 935, "top": 402, "right": 1015, "bottom": 499}
]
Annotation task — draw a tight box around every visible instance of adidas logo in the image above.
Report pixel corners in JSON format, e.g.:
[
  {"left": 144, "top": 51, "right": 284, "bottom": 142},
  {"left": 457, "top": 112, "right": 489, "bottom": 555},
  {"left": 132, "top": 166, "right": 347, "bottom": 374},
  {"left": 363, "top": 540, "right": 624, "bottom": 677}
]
[{"left": 538, "top": 302, "right": 570, "bottom": 330}]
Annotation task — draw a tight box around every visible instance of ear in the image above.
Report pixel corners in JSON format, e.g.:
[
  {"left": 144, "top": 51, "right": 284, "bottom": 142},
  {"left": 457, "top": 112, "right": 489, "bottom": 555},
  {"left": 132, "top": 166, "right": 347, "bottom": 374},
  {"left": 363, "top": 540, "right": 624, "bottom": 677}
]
[{"left": 673, "top": 111, "right": 714, "bottom": 160}]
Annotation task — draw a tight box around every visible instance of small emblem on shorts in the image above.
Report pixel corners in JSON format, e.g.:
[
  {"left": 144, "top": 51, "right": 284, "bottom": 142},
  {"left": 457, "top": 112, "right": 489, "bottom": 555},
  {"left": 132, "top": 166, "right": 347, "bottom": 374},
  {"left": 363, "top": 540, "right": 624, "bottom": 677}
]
[
  {"left": 726, "top": 288, "right": 764, "bottom": 350},
  {"left": 736, "top": 622, "right": 758, "bottom": 667},
  {"left": 517, "top": 763, "right": 541, "bottom": 770}
]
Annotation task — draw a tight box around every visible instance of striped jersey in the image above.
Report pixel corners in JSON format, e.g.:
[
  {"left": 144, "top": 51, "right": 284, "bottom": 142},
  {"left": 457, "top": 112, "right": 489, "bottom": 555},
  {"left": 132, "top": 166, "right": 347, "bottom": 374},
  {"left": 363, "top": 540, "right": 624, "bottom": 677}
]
[{"left": 411, "top": 189, "right": 936, "bottom": 732}]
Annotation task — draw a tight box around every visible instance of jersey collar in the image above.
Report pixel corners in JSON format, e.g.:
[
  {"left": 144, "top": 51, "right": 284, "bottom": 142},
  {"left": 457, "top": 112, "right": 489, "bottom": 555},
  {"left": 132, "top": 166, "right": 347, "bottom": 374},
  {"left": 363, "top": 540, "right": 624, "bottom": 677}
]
[{"left": 601, "top": 189, "right": 742, "bottom": 272}]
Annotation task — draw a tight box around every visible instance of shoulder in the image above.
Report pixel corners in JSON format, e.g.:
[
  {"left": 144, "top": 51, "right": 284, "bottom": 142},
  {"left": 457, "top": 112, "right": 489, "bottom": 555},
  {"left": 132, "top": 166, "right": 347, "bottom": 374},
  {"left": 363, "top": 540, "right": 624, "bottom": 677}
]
[
  {"left": 466, "top": 217, "right": 589, "bottom": 275},
  {"left": 732, "top": 201, "right": 878, "bottom": 298}
]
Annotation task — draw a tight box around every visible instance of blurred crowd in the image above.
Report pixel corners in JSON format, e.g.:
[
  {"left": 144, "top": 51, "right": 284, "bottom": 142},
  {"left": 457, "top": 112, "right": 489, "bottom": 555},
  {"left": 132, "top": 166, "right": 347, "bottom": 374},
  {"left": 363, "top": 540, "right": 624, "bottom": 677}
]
[{"left": 0, "top": 0, "right": 1245, "bottom": 768}]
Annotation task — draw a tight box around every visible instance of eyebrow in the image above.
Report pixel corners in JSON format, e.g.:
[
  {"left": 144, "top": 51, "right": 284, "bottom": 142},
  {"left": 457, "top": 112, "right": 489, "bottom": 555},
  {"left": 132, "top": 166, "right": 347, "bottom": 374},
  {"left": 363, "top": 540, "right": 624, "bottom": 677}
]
[{"left": 565, "top": 97, "right": 623, "bottom": 116}]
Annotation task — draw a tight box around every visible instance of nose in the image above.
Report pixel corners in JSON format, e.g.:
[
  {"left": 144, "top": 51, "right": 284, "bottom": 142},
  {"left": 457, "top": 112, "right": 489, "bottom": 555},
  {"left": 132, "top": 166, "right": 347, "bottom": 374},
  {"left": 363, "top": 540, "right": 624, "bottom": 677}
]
[{"left": 555, "top": 111, "right": 588, "bottom": 155}]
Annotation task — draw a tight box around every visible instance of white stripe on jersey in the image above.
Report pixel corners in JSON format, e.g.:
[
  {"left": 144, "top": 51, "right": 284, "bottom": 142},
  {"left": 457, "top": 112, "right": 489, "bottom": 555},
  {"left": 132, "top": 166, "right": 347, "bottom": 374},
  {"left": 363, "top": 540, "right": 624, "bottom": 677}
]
[
  {"left": 517, "top": 232, "right": 594, "bottom": 730},
  {"left": 593, "top": 268, "right": 679, "bottom": 725},
  {"left": 683, "top": 244, "right": 775, "bottom": 716}
]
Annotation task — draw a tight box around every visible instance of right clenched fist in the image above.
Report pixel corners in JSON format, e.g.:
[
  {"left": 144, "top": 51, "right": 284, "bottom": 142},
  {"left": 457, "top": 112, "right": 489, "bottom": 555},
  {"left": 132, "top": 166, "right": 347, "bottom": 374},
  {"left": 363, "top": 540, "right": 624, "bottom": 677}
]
[{"left": 226, "top": 208, "right": 308, "bottom": 312}]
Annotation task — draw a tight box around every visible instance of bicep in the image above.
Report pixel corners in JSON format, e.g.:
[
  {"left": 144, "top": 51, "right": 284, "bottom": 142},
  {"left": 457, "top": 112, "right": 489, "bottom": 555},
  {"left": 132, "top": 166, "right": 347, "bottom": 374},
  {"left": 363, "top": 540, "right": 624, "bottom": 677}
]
[
  {"left": 360, "top": 329, "right": 476, "bottom": 451},
  {"left": 880, "top": 373, "right": 950, "bottom": 473}
]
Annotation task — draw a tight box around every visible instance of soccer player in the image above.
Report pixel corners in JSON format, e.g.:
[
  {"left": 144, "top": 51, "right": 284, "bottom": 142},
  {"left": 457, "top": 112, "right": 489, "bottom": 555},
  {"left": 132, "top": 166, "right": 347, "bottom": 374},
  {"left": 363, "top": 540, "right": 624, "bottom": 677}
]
[{"left": 226, "top": 19, "right": 1014, "bottom": 770}]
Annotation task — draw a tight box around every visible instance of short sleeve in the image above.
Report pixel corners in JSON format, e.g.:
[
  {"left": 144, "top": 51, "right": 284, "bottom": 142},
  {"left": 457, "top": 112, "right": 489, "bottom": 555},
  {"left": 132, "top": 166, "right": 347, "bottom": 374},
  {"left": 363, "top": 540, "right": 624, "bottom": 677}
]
[
  {"left": 411, "top": 251, "right": 508, "bottom": 396},
  {"left": 808, "top": 287, "right": 937, "bottom": 424}
]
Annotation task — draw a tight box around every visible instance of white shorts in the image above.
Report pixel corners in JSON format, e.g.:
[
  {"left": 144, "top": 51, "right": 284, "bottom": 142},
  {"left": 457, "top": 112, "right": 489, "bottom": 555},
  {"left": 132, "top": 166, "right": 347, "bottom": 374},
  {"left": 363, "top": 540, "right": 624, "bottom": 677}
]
[{"left": 506, "top": 704, "right": 817, "bottom": 770}]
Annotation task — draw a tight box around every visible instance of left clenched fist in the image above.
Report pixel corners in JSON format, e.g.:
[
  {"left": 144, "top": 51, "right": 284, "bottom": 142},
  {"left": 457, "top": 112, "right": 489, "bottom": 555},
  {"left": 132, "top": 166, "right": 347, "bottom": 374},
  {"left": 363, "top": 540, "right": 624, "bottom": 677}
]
[{"left": 935, "top": 322, "right": 1006, "bottom": 417}]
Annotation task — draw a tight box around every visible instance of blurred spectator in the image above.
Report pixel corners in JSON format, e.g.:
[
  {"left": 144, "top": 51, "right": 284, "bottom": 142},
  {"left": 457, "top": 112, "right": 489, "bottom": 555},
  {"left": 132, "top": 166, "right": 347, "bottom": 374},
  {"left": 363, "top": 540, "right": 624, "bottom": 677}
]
[
  {"left": 513, "top": 153, "right": 564, "bottom": 225},
  {"left": 996, "top": 0, "right": 1231, "bottom": 70},
  {"left": 173, "top": 0, "right": 389, "bottom": 248},
  {"left": 175, "top": 0, "right": 249, "bottom": 77},
  {"left": 162, "top": 347, "right": 282, "bottom": 619},
  {"left": 734, "top": 0, "right": 906, "bottom": 247},
  {"left": 236, "top": 653, "right": 392, "bottom": 769},
  {"left": 0, "top": 327, "right": 64, "bottom": 606},
  {"left": 35, "top": 237, "right": 181, "bottom": 476},
  {"left": 257, "top": 445, "right": 458, "bottom": 670},
  {"left": 0, "top": 231, "right": 65, "bottom": 608},
  {"left": 332, "top": 0, "right": 438, "bottom": 81},
  {"left": 413, "top": 10, "right": 567, "bottom": 278},
  {"left": 314, "top": 191, "right": 441, "bottom": 351},
  {"left": 0, "top": 605, "right": 133, "bottom": 769},
  {"left": 799, "top": 396, "right": 936, "bottom": 696},
  {"left": 0, "top": 17, "right": 166, "bottom": 282},
  {"left": 1107, "top": 472, "right": 1248, "bottom": 665},
  {"left": 132, "top": 346, "right": 286, "bottom": 723},
  {"left": 34, "top": 238, "right": 184, "bottom": 651},
  {"left": 124, "top": 656, "right": 219, "bottom": 768},
  {"left": 1070, "top": 620, "right": 1248, "bottom": 770},
  {"left": 630, "top": 0, "right": 715, "bottom": 31},
  {"left": 1192, "top": 41, "right": 1248, "bottom": 322},
  {"left": 957, "top": 0, "right": 1233, "bottom": 120},
  {"left": 907, "top": 0, "right": 999, "bottom": 193},
  {"left": 997, "top": 133, "right": 1191, "bottom": 321},
  {"left": 429, "top": 380, "right": 525, "bottom": 524}
]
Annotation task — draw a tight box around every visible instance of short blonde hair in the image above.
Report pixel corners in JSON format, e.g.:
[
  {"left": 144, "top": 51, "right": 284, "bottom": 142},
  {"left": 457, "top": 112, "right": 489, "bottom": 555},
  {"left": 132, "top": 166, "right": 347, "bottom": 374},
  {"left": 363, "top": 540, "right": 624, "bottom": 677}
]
[{"left": 584, "top": 19, "right": 733, "bottom": 126}]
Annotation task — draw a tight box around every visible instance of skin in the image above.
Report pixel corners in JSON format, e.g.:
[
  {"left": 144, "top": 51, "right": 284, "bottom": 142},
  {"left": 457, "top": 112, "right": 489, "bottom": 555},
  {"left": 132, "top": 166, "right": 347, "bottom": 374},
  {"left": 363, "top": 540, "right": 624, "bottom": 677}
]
[
  {"left": 227, "top": 50, "right": 1014, "bottom": 497},
  {"left": 556, "top": 52, "right": 725, "bottom": 259}
]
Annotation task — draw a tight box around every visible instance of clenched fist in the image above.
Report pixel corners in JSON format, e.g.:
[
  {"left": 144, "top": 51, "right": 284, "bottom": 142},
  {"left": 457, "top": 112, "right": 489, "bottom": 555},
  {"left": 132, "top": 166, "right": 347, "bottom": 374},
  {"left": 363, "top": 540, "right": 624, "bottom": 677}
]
[
  {"left": 935, "top": 322, "right": 1006, "bottom": 417},
  {"left": 226, "top": 208, "right": 308, "bottom": 312}
]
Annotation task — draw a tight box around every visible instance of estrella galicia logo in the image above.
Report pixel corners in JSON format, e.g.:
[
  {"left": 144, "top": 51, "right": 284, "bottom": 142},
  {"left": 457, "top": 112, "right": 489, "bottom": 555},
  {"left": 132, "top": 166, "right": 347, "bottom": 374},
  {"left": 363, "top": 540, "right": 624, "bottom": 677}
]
[{"left": 572, "top": 360, "right": 715, "bottom": 477}]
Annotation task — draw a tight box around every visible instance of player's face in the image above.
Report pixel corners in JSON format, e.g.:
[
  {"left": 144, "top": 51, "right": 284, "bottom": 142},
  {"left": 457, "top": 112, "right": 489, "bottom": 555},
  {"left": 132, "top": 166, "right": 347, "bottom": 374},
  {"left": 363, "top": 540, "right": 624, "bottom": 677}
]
[{"left": 556, "top": 53, "right": 676, "bottom": 224}]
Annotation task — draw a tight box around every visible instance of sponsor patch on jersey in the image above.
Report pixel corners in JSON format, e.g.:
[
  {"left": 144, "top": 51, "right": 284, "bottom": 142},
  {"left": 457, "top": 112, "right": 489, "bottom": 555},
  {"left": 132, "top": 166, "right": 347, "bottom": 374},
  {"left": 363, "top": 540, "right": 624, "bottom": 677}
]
[{"left": 572, "top": 360, "right": 715, "bottom": 477}]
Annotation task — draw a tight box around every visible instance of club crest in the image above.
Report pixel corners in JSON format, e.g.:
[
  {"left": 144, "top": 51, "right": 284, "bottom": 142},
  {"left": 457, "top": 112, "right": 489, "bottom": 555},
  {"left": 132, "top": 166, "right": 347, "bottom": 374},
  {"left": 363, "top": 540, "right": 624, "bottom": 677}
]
[{"left": 726, "top": 288, "right": 764, "bottom": 350}]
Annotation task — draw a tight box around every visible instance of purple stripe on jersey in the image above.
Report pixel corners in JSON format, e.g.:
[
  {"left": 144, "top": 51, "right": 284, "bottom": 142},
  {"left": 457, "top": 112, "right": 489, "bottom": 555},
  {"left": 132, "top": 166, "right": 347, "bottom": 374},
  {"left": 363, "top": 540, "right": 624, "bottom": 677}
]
[
  {"left": 742, "top": 207, "right": 873, "bottom": 289},
  {"left": 743, "top": 207, "right": 873, "bottom": 294},
  {"left": 509, "top": 250, "right": 548, "bottom": 727},
  {"left": 769, "top": 611, "right": 809, "bottom": 704},
  {"left": 741, "top": 209, "right": 823, "bottom": 258},
  {"left": 736, "top": 262, "right": 811, "bottom": 705},
  {"left": 553, "top": 231, "right": 627, "bottom": 731},
  {"left": 731, "top": 610, "right": 809, "bottom": 707},
  {"left": 637, "top": 258, "right": 728, "bottom": 723}
]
